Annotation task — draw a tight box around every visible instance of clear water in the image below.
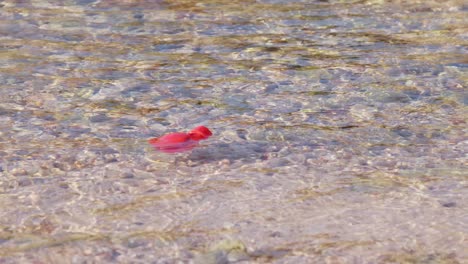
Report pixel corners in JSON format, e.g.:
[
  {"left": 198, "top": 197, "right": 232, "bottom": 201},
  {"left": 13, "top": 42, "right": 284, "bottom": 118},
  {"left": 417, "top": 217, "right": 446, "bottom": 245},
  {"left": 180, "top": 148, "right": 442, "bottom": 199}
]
[{"left": 0, "top": 0, "right": 466, "bottom": 263}]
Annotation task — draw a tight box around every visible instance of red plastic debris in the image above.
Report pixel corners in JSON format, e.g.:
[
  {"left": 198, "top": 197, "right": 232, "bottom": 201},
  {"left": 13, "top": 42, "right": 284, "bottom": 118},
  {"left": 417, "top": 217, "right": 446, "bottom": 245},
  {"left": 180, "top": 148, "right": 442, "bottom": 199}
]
[{"left": 148, "top": 126, "right": 212, "bottom": 153}]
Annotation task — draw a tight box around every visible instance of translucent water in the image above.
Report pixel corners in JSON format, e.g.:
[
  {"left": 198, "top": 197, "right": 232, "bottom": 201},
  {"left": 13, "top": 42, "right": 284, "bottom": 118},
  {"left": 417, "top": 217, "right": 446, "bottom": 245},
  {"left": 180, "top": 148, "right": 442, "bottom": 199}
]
[{"left": 0, "top": 0, "right": 466, "bottom": 262}]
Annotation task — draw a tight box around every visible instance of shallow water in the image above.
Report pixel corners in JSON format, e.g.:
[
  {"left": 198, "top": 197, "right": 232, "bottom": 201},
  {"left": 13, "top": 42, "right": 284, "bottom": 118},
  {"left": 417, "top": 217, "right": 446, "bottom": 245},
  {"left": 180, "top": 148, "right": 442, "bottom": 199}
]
[{"left": 0, "top": 0, "right": 467, "bottom": 263}]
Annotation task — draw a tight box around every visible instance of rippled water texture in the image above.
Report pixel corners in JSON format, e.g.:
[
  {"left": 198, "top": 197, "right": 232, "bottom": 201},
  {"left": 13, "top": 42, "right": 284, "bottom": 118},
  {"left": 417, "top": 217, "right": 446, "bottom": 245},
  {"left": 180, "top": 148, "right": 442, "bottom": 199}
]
[{"left": 0, "top": 0, "right": 467, "bottom": 263}]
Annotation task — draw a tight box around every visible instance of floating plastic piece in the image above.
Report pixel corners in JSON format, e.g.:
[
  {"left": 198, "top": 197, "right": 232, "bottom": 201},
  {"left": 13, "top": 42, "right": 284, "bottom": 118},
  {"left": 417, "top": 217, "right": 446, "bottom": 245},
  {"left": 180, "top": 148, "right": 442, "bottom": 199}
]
[{"left": 149, "top": 126, "right": 212, "bottom": 153}]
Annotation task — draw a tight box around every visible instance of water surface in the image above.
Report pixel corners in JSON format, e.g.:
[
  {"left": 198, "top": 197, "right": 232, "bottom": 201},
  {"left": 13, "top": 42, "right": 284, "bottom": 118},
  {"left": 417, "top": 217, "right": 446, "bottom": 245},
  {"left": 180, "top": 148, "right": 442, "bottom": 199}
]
[{"left": 0, "top": 0, "right": 467, "bottom": 263}]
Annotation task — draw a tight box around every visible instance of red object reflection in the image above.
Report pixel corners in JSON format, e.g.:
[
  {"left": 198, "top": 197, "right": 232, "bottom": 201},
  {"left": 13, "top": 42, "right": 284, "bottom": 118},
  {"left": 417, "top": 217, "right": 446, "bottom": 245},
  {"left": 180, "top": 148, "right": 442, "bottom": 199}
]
[{"left": 148, "top": 126, "right": 212, "bottom": 153}]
